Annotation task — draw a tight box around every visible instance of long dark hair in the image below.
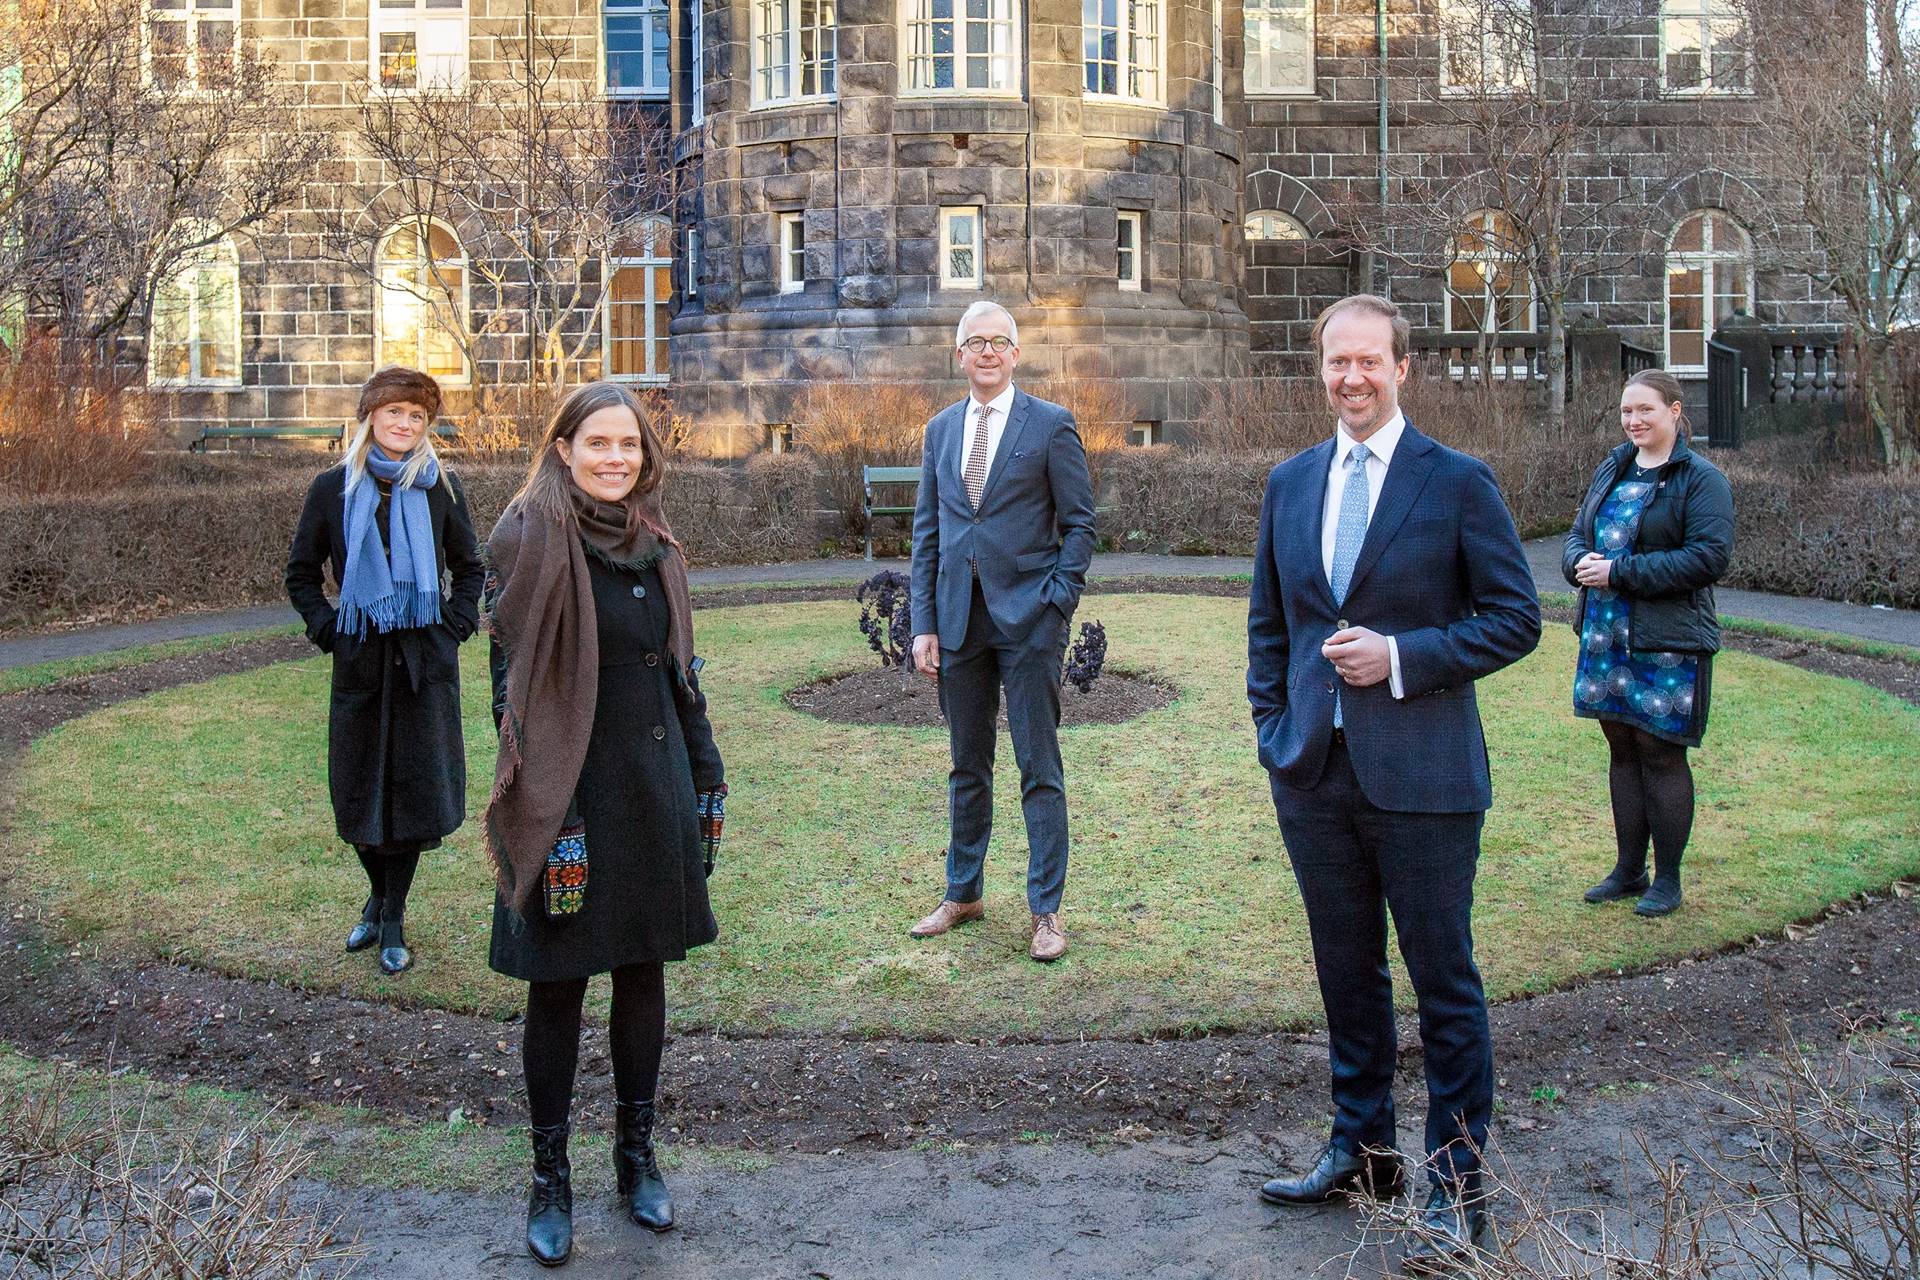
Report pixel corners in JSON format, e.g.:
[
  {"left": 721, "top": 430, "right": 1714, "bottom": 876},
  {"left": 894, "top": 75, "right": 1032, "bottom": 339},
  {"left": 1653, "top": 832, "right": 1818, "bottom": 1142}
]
[
  {"left": 510, "top": 381, "right": 668, "bottom": 544},
  {"left": 1623, "top": 369, "right": 1691, "bottom": 442}
]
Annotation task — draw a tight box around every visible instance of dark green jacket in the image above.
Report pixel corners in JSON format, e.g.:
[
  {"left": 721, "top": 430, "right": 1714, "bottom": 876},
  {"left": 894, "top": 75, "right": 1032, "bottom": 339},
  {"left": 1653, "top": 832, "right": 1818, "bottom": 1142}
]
[{"left": 1562, "top": 437, "right": 1734, "bottom": 655}]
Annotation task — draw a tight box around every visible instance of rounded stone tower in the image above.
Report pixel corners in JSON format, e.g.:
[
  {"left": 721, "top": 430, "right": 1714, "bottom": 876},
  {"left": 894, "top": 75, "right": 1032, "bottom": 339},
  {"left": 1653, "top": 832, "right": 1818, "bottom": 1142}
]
[{"left": 672, "top": 0, "right": 1247, "bottom": 449}]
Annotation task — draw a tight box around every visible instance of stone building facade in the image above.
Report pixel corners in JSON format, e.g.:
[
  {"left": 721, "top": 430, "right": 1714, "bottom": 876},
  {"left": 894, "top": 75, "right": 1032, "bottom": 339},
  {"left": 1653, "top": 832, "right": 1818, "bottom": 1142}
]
[{"left": 140, "top": 0, "right": 1839, "bottom": 447}]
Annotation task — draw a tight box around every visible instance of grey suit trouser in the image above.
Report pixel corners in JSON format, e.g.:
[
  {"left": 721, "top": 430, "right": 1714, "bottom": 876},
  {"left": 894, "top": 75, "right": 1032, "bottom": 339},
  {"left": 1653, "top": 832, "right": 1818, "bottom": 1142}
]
[{"left": 938, "top": 580, "right": 1071, "bottom": 914}]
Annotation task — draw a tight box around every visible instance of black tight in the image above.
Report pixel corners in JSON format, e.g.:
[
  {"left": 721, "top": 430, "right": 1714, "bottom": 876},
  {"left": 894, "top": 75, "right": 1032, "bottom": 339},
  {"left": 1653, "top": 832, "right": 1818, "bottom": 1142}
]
[
  {"left": 354, "top": 843, "right": 421, "bottom": 946},
  {"left": 522, "top": 963, "right": 667, "bottom": 1129},
  {"left": 1599, "top": 720, "right": 1694, "bottom": 884}
]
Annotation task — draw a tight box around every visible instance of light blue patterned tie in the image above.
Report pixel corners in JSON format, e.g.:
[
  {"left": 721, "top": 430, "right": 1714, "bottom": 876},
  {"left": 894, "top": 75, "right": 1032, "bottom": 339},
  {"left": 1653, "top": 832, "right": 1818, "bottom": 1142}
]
[{"left": 1330, "top": 442, "right": 1371, "bottom": 728}]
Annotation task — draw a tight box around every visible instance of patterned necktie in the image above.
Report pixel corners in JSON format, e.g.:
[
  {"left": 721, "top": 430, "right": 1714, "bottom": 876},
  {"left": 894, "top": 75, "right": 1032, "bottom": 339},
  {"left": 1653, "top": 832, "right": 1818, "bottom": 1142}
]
[
  {"left": 1330, "top": 441, "right": 1371, "bottom": 728},
  {"left": 963, "top": 402, "right": 994, "bottom": 509}
]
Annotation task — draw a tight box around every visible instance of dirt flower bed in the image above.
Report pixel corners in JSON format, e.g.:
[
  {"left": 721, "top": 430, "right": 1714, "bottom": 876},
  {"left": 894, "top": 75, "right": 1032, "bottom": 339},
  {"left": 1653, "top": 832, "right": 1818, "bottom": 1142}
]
[{"left": 783, "top": 664, "right": 1176, "bottom": 728}]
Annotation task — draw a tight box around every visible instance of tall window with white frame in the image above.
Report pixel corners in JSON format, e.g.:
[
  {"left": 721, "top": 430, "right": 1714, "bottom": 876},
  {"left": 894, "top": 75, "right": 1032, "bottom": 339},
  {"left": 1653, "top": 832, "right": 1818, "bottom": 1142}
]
[
  {"left": 1243, "top": 0, "right": 1313, "bottom": 96},
  {"left": 145, "top": 0, "right": 238, "bottom": 93},
  {"left": 376, "top": 220, "right": 469, "bottom": 381},
  {"left": 606, "top": 0, "right": 671, "bottom": 98},
  {"left": 1660, "top": 0, "right": 1752, "bottom": 95},
  {"left": 904, "top": 0, "right": 1019, "bottom": 93},
  {"left": 371, "top": 0, "right": 468, "bottom": 93},
  {"left": 1439, "top": 0, "right": 1533, "bottom": 95},
  {"left": 939, "top": 207, "right": 984, "bottom": 290},
  {"left": 1210, "top": 0, "right": 1223, "bottom": 121},
  {"left": 778, "top": 213, "right": 806, "bottom": 293},
  {"left": 1665, "top": 210, "right": 1752, "bottom": 372},
  {"left": 685, "top": 225, "right": 702, "bottom": 298},
  {"left": 148, "top": 222, "right": 241, "bottom": 388},
  {"left": 689, "top": 0, "right": 707, "bottom": 124},
  {"left": 1445, "top": 209, "right": 1532, "bottom": 336},
  {"left": 605, "top": 219, "right": 673, "bottom": 384},
  {"left": 753, "top": 0, "right": 837, "bottom": 105},
  {"left": 1116, "top": 210, "right": 1144, "bottom": 291},
  {"left": 1083, "top": 0, "right": 1162, "bottom": 103}
]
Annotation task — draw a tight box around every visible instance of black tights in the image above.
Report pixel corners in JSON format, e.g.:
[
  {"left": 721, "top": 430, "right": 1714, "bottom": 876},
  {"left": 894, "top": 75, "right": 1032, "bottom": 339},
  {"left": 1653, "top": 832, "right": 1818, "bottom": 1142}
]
[
  {"left": 522, "top": 963, "right": 667, "bottom": 1129},
  {"left": 354, "top": 843, "right": 421, "bottom": 946},
  {"left": 1600, "top": 720, "right": 1694, "bottom": 885}
]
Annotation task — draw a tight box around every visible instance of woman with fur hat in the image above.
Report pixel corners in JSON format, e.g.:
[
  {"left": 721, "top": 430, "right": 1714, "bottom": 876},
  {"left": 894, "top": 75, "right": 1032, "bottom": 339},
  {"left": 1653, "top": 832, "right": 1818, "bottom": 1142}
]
[
  {"left": 482, "top": 381, "right": 725, "bottom": 1267},
  {"left": 285, "top": 366, "right": 483, "bottom": 975}
]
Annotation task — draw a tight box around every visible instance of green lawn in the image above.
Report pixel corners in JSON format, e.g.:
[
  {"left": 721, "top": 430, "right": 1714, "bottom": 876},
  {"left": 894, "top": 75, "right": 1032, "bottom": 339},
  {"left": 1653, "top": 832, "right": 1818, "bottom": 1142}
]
[{"left": 9, "top": 596, "right": 1918, "bottom": 1038}]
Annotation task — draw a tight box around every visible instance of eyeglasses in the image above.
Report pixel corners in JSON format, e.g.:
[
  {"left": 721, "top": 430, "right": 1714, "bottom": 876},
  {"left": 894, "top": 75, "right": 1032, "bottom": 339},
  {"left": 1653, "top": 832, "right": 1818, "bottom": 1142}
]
[{"left": 960, "top": 335, "right": 1014, "bottom": 354}]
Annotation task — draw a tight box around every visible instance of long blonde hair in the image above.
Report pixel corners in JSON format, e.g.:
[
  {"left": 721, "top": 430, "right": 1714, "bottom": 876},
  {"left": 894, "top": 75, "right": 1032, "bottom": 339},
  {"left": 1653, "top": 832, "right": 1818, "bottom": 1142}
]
[{"left": 342, "top": 414, "right": 451, "bottom": 495}]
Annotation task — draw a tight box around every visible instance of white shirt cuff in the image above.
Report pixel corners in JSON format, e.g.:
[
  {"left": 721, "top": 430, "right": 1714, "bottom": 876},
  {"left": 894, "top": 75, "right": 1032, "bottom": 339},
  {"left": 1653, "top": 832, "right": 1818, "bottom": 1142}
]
[{"left": 1387, "top": 635, "right": 1405, "bottom": 700}]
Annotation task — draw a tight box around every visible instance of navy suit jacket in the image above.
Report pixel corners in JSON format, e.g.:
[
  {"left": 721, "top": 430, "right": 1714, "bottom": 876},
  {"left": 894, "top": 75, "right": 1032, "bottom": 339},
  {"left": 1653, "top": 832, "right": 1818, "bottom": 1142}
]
[
  {"left": 1247, "top": 423, "right": 1541, "bottom": 813},
  {"left": 909, "top": 389, "right": 1097, "bottom": 650}
]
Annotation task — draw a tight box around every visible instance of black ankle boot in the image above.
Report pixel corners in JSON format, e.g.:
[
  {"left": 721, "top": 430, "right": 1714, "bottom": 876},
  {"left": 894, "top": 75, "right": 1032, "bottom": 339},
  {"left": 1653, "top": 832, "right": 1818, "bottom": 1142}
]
[
  {"left": 1583, "top": 865, "right": 1650, "bottom": 904},
  {"left": 526, "top": 1122, "right": 573, "bottom": 1266},
  {"left": 345, "top": 897, "right": 380, "bottom": 951},
  {"left": 614, "top": 1099, "right": 674, "bottom": 1231}
]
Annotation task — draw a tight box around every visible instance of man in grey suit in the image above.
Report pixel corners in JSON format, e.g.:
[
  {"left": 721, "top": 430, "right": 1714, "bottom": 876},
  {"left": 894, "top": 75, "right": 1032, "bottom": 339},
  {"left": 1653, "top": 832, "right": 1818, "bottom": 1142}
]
[{"left": 907, "top": 300, "right": 1097, "bottom": 962}]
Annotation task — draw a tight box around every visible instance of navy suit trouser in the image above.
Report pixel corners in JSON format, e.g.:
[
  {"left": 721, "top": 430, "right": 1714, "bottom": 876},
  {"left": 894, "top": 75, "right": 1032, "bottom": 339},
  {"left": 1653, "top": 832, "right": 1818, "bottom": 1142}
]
[
  {"left": 938, "top": 579, "right": 1071, "bottom": 914},
  {"left": 1272, "top": 740, "right": 1491, "bottom": 1189}
]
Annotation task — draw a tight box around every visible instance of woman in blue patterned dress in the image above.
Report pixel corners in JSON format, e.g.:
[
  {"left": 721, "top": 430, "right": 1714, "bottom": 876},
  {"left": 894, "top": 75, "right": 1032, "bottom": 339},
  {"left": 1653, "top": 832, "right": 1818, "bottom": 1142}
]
[{"left": 1563, "top": 369, "right": 1734, "bottom": 916}]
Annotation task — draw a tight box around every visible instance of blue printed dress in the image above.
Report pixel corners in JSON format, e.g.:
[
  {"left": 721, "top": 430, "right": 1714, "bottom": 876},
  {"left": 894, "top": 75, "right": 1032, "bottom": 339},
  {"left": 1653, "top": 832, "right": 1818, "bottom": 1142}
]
[{"left": 1572, "top": 469, "right": 1712, "bottom": 747}]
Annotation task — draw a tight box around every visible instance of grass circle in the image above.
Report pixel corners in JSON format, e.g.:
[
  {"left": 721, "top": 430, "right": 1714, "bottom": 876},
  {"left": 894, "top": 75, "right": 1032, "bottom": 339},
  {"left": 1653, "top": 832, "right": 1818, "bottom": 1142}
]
[{"left": 9, "top": 595, "right": 1918, "bottom": 1038}]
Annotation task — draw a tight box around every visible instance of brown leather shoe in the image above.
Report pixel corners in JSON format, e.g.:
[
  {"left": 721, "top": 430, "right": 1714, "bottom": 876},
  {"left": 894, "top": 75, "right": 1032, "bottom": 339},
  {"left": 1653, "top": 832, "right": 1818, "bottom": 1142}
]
[
  {"left": 1029, "top": 912, "right": 1067, "bottom": 962},
  {"left": 909, "top": 899, "right": 984, "bottom": 938}
]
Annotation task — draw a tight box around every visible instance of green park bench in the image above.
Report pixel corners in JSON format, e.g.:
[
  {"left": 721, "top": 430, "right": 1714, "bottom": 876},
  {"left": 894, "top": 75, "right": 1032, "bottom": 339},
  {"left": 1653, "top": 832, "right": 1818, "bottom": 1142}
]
[
  {"left": 862, "top": 464, "right": 921, "bottom": 561},
  {"left": 190, "top": 422, "right": 460, "bottom": 452}
]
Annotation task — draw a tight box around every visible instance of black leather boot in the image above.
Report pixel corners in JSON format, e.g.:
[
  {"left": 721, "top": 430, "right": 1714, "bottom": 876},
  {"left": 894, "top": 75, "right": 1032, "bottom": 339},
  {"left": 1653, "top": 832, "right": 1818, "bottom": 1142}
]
[
  {"left": 1583, "top": 866, "right": 1650, "bottom": 903},
  {"left": 526, "top": 1122, "right": 573, "bottom": 1266},
  {"left": 345, "top": 897, "right": 380, "bottom": 951},
  {"left": 614, "top": 1099, "right": 674, "bottom": 1231}
]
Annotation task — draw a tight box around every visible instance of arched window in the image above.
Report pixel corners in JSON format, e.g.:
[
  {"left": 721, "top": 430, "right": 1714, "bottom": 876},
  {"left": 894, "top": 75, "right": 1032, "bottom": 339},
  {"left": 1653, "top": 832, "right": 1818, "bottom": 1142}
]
[
  {"left": 149, "top": 220, "right": 241, "bottom": 387},
  {"left": 902, "top": 0, "right": 1019, "bottom": 94},
  {"left": 1665, "top": 210, "right": 1751, "bottom": 372},
  {"left": 1245, "top": 210, "right": 1309, "bottom": 241},
  {"left": 1446, "top": 209, "right": 1532, "bottom": 334},
  {"left": 376, "top": 219, "right": 468, "bottom": 382},
  {"left": 605, "top": 217, "right": 674, "bottom": 383}
]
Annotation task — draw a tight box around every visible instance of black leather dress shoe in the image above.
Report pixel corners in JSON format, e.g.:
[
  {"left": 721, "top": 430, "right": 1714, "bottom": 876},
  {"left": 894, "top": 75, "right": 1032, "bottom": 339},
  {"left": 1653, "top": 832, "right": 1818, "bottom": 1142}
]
[
  {"left": 379, "top": 942, "right": 412, "bottom": 974},
  {"left": 345, "top": 898, "right": 380, "bottom": 951},
  {"left": 1582, "top": 870, "right": 1649, "bottom": 903},
  {"left": 1259, "top": 1143, "right": 1406, "bottom": 1206},
  {"left": 1401, "top": 1182, "right": 1493, "bottom": 1274}
]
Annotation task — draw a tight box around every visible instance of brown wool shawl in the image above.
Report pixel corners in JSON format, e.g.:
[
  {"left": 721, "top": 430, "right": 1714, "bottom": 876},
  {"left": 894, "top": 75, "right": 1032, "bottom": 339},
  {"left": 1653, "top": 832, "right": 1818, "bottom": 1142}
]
[{"left": 482, "top": 482, "right": 695, "bottom": 916}]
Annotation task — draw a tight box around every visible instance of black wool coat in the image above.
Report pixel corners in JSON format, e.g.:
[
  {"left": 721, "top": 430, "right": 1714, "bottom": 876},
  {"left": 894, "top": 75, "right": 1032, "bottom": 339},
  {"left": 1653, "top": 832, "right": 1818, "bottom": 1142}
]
[
  {"left": 1562, "top": 437, "right": 1735, "bottom": 654},
  {"left": 285, "top": 465, "right": 484, "bottom": 849}
]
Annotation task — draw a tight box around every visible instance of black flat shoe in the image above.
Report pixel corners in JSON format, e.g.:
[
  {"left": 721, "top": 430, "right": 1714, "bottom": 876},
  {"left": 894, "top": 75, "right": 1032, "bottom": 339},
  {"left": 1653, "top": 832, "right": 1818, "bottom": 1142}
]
[
  {"left": 1259, "top": 1142, "right": 1406, "bottom": 1206},
  {"left": 1582, "top": 871, "right": 1649, "bottom": 904},
  {"left": 379, "top": 943, "right": 412, "bottom": 974},
  {"left": 1634, "top": 880, "right": 1683, "bottom": 917},
  {"left": 345, "top": 898, "right": 381, "bottom": 951},
  {"left": 1401, "top": 1182, "right": 1492, "bottom": 1275}
]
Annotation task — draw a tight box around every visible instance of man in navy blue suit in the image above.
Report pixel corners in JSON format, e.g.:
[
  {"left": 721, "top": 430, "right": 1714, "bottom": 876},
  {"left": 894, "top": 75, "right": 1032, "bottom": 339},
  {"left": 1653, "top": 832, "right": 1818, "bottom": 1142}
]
[{"left": 1247, "top": 294, "right": 1540, "bottom": 1270}]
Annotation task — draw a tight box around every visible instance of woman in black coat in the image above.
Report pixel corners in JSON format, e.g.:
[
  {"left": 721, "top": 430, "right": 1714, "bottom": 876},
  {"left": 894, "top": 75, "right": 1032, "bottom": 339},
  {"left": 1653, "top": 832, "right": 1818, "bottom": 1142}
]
[
  {"left": 1564, "top": 368, "right": 1734, "bottom": 917},
  {"left": 285, "top": 367, "right": 483, "bottom": 974},
  {"left": 482, "top": 381, "right": 725, "bottom": 1268}
]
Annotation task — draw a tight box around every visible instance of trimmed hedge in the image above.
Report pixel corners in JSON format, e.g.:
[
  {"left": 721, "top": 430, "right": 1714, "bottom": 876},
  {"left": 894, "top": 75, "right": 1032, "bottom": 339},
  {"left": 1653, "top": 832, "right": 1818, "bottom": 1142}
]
[{"left": 0, "top": 455, "right": 823, "bottom": 630}]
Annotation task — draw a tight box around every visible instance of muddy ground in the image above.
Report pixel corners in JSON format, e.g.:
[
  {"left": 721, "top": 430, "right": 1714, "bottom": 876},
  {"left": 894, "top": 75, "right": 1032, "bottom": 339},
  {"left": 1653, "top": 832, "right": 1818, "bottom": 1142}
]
[
  {"left": 2, "top": 588, "right": 1916, "bottom": 1277},
  {"left": 784, "top": 663, "right": 1176, "bottom": 727}
]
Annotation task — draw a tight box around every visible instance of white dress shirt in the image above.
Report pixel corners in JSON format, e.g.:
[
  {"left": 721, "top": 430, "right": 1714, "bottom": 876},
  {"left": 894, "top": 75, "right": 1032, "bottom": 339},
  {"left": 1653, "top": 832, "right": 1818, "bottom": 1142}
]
[
  {"left": 958, "top": 382, "right": 1018, "bottom": 481},
  {"left": 1320, "top": 410, "right": 1407, "bottom": 699}
]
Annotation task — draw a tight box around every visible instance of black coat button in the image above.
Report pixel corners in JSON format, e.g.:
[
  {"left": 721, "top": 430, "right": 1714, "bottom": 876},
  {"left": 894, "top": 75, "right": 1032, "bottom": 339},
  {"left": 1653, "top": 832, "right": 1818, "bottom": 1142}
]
[
  {"left": 652, "top": 726, "right": 666, "bottom": 740},
  {"left": 632, "top": 585, "right": 647, "bottom": 598},
  {"left": 645, "top": 653, "right": 659, "bottom": 667}
]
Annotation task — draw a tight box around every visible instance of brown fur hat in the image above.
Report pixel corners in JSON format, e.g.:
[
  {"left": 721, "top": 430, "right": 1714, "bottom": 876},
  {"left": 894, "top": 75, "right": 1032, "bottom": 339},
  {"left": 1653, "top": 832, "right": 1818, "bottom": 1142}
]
[{"left": 358, "top": 366, "right": 443, "bottom": 423}]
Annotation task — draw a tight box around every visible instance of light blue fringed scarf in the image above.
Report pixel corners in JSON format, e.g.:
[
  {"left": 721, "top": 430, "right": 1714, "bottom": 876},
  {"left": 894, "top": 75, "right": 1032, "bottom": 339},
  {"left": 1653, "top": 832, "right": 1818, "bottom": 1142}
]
[{"left": 336, "top": 446, "right": 442, "bottom": 640}]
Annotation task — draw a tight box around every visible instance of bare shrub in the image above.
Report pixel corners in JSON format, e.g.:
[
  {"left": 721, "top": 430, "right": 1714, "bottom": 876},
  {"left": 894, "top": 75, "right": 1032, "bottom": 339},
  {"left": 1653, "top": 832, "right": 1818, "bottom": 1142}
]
[
  {"left": 0, "top": 1070, "right": 358, "bottom": 1277},
  {"left": 791, "top": 382, "right": 939, "bottom": 535},
  {"left": 1190, "top": 377, "right": 1327, "bottom": 455},
  {"left": 0, "top": 338, "right": 162, "bottom": 497},
  {"left": 1719, "top": 459, "right": 1919, "bottom": 608}
]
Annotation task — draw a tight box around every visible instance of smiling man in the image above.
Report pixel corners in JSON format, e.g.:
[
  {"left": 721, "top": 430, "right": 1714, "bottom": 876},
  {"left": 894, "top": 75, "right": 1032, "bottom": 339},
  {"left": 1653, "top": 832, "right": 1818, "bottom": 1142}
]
[
  {"left": 906, "top": 300, "right": 1096, "bottom": 963},
  {"left": 1246, "top": 294, "right": 1540, "bottom": 1272}
]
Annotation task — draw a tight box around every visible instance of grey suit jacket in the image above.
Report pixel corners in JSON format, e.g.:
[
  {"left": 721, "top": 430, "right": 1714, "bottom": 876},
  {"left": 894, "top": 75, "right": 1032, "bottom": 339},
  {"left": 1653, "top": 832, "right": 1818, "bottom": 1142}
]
[{"left": 908, "top": 388, "right": 1097, "bottom": 650}]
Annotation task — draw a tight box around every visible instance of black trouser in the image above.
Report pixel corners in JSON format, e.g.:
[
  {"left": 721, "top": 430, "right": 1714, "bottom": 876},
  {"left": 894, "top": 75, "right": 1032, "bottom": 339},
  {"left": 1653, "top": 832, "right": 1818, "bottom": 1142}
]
[
  {"left": 1273, "top": 741, "right": 1491, "bottom": 1189},
  {"left": 354, "top": 842, "right": 421, "bottom": 946},
  {"left": 522, "top": 963, "right": 667, "bottom": 1129},
  {"left": 1599, "top": 720, "right": 1694, "bottom": 884}
]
